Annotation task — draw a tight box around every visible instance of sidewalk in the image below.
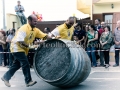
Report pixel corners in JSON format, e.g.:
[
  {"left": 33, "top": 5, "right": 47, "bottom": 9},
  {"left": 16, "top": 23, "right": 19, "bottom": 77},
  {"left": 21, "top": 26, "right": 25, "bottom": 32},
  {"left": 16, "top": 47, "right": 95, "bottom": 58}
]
[{"left": 0, "top": 66, "right": 34, "bottom": 71}]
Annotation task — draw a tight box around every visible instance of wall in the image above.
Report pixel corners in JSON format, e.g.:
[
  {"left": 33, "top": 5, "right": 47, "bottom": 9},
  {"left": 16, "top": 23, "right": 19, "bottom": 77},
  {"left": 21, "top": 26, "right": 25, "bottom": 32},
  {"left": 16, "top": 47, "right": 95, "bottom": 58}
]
[
  {"left": 36, "top": 20, "right": 93, "bottom": 32},
  {"left": 6, "top": 13, "right": 22, "bottom": 30},
  {"left": 93, "top": 14, "right": 103, "bottom": 24},
  {"left": 93, "top": 3, "right": 120, "bottom": 14},
  {"left": 0, "top": 0, "right": 3, "bottom": 29}
]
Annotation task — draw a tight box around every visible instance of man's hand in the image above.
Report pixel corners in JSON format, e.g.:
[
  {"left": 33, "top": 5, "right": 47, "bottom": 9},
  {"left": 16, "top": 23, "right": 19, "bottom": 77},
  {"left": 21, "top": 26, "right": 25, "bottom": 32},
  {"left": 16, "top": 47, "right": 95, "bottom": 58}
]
[
  {"left": 55, "top": 36, "right": 61, "bottom": 39},
  {"left": 19, "top": 42, "right": 28, "bottom": 48},
  {"left": 77, "top": 40, "right": 81, "bottom": 45}
]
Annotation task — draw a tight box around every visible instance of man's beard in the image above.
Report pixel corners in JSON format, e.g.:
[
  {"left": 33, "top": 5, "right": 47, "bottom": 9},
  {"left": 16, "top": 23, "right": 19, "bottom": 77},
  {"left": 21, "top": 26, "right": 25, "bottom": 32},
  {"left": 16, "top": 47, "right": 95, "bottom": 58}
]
[{"left": 66, "top": 24, "right": 71, "bottom": 29}]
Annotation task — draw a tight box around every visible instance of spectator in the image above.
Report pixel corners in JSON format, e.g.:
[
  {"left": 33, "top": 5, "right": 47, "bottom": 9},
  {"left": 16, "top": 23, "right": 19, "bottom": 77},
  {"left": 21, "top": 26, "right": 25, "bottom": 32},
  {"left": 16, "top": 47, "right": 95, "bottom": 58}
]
[
  {"left": 73, "top": 35, "right": 79, "bottom": 44},
  {"left": 86, "top": 25, "right": 98, "bottom": 67},
  {"left": 113, "top": 20, "right": 120, "bottom": 67},
  {"left": 98, "top": 22, "right": 106, "bottom": 67},
  {"left": 98, "top": 22, "right": 106, "bottom": 36},
  {"left": 95, "top": 19, "right": 101, "bottom": 31},
  {"left": 6, "top": 29, "right": 15, "bottom": 68},
  {"left": 73, "top": 23, "right": 86, "bottom": 45},
  {"left": 0, "top": 30, "right": 6, "bottom": 66},
  {"left": 15, "top": 1, "right": 27, "bottom": 25},
  {"left": 100, "top": 26, "right": 113, "bottom": 68}
]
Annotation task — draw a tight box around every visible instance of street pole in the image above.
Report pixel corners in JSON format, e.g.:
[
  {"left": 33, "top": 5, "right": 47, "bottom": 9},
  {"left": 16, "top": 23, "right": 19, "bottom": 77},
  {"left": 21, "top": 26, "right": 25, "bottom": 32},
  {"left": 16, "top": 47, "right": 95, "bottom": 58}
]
[{"left": 2, "top": 0, "right": 5, "bottom": 30}]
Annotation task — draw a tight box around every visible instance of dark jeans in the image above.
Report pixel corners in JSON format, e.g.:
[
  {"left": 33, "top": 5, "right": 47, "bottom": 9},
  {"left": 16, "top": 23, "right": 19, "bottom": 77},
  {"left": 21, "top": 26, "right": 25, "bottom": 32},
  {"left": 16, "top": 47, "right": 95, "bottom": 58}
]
[
  {"left": 27, "top": 49, "right": 35, "bottom": 67},
  {"left": 115, "top": 48, "right": 120, "bottom": 65},
  {"left": 87, "top": 47, "right": 97, "bottom": 66},
  {"left": 3, "top": 52, "right": 32, "bottom": 84},
  {"left": 100, "top": 50, "right": 104, "bottom": 65},
  {"left": 103, "top": 50, "right": 110, "bottom": 64},
  {"left": 9, "top": 52, "right": 14, "bottom": 67},
  {"left": 3, "top": 49, "right": 8, "bottom": 66}
]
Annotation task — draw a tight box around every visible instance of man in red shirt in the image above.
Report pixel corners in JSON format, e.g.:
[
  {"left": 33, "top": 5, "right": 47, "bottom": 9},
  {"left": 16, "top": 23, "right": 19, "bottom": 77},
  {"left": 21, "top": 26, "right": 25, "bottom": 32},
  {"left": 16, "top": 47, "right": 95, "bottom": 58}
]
[
  {"left": 98, "top": 21, "right": 106, "bottom": 67},
  {"left": 98, "top": 22, "right": 106, "bottom": 37}
]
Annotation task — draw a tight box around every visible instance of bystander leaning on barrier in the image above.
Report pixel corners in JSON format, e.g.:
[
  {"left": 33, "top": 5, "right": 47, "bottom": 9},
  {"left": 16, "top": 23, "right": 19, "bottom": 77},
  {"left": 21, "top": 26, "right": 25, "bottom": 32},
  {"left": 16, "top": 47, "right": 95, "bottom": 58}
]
[
  {"left": 86, "top": 25, "right": 98, "bottom": 67},
  {"left": 100, "top": 26, "right": 113, "bottom": 68}
]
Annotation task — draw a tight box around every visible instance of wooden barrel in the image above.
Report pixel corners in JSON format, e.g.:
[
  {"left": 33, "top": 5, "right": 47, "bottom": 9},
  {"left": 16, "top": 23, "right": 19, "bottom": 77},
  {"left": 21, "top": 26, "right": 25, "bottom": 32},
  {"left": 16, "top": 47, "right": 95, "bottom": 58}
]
[{"left": 33, "top": 39, "right": 91, "bottom": 88}]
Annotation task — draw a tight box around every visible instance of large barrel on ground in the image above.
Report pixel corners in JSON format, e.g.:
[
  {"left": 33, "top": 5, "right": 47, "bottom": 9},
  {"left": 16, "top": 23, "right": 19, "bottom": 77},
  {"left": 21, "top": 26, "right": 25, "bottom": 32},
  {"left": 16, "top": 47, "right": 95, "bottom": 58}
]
[{"left": 34, "top": 39, "right": 91, "bottom": 88}]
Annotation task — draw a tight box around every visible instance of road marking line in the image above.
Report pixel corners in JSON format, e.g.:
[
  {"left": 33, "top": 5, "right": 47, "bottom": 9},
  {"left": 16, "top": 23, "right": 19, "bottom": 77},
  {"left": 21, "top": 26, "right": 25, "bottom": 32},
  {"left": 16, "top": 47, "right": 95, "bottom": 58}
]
[
  {"left": 88, "top": 78, "right": 120, "bottom": 80},
  {"left": 0, "top": 85, "right": 16, "bottom": 87}
]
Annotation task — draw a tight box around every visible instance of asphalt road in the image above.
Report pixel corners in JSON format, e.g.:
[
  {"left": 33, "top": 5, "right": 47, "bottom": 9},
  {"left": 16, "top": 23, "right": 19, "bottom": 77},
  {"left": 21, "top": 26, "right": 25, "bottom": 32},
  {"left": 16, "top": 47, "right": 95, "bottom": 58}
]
[{"left": 0, "top": 67, "right": 120, "bottom": 90}]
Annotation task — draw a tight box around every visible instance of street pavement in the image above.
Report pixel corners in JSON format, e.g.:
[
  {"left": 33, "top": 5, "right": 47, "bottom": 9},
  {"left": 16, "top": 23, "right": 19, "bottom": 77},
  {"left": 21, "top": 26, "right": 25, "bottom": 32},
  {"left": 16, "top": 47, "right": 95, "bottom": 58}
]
[{"left": 0, "top": 64, "right": 120, "bottom": 90}]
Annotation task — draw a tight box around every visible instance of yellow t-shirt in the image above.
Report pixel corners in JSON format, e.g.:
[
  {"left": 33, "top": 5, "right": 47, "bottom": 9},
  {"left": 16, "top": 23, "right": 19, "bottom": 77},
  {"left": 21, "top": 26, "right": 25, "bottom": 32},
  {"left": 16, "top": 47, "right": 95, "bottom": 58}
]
[
  {"left": 10, "top": 24, "right": 47, "bottom": 55},
  {"left": 51, "top": 23, "right": 74, "bottom": 40}
]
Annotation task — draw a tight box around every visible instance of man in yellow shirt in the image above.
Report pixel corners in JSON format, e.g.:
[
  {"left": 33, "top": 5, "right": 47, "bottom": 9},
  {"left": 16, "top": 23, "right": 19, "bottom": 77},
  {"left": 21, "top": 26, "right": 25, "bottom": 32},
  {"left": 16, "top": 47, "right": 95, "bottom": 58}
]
[
  {"left": 51, "top": 17, "right": 75, "bottom": 40},
  {"left": 1, "top": 15, "right": 51, "bottom": 87}
]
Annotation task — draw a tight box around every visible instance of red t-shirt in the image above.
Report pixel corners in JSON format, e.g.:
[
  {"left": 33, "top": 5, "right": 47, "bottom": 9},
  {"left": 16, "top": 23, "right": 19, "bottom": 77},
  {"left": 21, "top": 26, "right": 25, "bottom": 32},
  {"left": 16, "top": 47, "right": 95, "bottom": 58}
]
[{"left": 98, "top": 28, "right": 105, "bottom": 36}]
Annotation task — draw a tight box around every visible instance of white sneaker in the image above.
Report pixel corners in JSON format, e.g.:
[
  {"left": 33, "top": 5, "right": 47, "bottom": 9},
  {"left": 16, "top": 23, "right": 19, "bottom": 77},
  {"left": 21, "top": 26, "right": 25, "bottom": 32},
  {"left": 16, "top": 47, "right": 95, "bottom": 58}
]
[
  {"left": 26, "top": 81, "right": 37, "bottom": 87},
  {"left": 1, "top": 77, "right": 11, "bottom": 87}
]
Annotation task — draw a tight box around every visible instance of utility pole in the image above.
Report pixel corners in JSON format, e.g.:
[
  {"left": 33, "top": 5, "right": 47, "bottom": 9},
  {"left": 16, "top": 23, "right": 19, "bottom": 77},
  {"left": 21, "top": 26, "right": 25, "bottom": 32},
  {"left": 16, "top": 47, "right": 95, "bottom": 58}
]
[{"left": 2, "top": 0, "right": 5, "bottom": 29}]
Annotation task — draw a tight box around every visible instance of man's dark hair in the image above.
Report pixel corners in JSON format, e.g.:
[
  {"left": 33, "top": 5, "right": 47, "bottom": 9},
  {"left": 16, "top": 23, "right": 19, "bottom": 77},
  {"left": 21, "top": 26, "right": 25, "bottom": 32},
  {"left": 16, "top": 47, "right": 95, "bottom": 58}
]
[
  {"left": 68, "top": 16, "right": 78, "bottom": 22},
  {"left": 68, "top": 17, "right": 74, "bottom": 20},
  {"left": 45, "top": 27, "right": 50, "bottom": 32},
  {"left": 76, "top": 22, "right": 82, "bottom": 28},
  {"left": 12, "top": 28, "right": 16, "bottom": 33},
  {"left": 95, "top": 19, "right": 101, "bottom": 22},
  {"left": 28, "top": 16, "right": 33, "bottom": 21}
]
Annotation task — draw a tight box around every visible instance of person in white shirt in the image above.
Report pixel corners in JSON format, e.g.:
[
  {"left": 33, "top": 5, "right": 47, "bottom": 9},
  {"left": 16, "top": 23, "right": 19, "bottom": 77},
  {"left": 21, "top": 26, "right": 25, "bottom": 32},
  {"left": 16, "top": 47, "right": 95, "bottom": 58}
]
[{"left": 15, "top": 1, "right": 27, "bottom": 25}]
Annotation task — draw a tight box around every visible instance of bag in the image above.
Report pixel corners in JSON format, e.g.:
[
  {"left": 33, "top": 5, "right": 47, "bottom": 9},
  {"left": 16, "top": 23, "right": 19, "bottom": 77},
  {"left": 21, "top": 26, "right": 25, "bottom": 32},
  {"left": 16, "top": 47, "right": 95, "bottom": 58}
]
[{"left": 104, "top": 32, "right": 114, "bottom": 46}]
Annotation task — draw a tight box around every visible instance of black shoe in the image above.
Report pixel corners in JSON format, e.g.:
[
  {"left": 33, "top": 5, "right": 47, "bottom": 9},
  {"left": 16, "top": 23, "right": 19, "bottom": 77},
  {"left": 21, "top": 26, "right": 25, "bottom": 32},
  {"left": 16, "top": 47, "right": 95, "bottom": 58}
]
[
  {"left": 113, "top": 64, "right": 119, "bottom": 67},
  {"left": 98, "top": 64, "right": 104, "bottom": 67}
]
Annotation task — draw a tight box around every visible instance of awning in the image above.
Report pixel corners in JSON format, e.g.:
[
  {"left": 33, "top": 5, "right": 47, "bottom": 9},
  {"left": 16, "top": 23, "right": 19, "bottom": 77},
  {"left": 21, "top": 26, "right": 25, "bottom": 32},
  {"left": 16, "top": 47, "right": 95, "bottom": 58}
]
[
  {"left": 77, "top": 0, "right": 91, "bottom": 15},
  {"left": 94, "top": 0, "right": 120, "bottom": 5}
]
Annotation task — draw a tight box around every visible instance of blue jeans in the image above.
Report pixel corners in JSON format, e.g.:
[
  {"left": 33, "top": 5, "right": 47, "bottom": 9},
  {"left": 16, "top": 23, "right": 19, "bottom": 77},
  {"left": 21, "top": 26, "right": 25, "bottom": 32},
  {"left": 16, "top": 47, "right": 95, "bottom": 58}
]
[
  {"left": 3, "top": 49, "right": 8, "bottom": 66},
  {"left": 7, "top": 49, "right": 14, "bottom": 67},
  {"left": 3, "top": 52, "right": 32, "bottom": 84},
  {"left": 16, "top": 12, "right": 27, "bottom": 25},
  {"left": 87, "top": 47, "right": 97, "bottom": 66}
]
